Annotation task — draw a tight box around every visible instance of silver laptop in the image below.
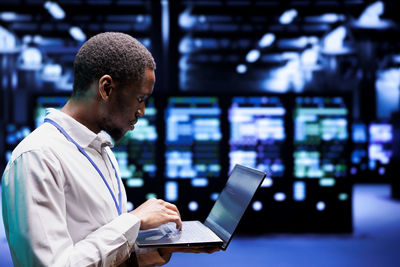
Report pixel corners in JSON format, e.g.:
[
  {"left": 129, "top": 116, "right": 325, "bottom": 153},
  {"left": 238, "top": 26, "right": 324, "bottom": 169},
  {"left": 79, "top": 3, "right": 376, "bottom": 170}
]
[{"left": 136, "top": 164, "right": 266, "bottom": 250}]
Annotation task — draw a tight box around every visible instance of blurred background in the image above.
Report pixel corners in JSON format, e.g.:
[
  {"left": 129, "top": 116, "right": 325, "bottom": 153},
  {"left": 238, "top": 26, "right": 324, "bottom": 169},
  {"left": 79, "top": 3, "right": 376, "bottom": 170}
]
[{"left": 0, "top": 0, "right": 400, "bottom": 266}]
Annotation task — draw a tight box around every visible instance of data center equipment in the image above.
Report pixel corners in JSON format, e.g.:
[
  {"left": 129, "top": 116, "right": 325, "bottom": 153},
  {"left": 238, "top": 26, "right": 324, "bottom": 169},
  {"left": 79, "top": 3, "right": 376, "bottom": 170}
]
[{"left": 21, "top": 93, "right": 354, "bottom": 233}]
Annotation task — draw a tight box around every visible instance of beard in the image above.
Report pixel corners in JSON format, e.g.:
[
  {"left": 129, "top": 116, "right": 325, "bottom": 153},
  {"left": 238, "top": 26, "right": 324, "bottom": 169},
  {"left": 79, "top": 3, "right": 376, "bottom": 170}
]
[
  {"left": 106, "top": 127, "right": 126, "bottom": 142},
  {"left": 101, "top": 117, "right": 127, "bottom": 142}
]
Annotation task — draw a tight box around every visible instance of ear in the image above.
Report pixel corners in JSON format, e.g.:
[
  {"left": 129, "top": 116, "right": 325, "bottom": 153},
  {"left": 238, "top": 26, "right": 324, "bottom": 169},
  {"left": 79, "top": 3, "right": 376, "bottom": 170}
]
[{"left": 98, "top": 75, "right": 113, "bottom": 101}]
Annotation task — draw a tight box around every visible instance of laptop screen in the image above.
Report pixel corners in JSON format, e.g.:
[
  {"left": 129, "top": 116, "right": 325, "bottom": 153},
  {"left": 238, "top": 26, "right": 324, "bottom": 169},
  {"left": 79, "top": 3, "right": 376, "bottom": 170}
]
[{"left": 204, "top": 164, "right": 266, "bottom": 249}]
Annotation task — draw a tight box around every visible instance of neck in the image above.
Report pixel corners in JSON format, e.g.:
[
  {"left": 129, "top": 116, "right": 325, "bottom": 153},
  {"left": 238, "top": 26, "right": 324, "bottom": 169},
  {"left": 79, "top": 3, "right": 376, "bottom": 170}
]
[{"left": 61, "top": 98, "right": 101, "bottom": 134}]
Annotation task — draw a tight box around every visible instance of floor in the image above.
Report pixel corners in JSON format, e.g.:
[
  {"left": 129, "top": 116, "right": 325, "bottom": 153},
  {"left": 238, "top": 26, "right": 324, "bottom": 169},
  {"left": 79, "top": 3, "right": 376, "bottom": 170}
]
[{"left": 1, "top": 184, "right": 399, "bottom": 267}]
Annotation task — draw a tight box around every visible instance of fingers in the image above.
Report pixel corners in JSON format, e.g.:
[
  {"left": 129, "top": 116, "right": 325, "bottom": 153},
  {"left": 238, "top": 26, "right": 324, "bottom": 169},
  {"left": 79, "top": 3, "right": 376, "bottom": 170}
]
[
  {"left": 130, "top": 198, "right": 183, "bottom": 230},
  {"left": 161, "top": 200, "right": 182, "bottom": 230},
  {"left": 164, "top": 208, "right": 182, "bottom": 230},
  {"left": 165, "top": 202, "right": 181, "bottom": 217},
  {"left": 171, "top": 215, "right": 183, "bottom": 231}
]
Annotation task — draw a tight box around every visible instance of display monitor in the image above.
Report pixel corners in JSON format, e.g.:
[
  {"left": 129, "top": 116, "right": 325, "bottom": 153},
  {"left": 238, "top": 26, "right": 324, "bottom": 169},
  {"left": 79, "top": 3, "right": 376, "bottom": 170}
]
[
  {"left": 165, "top": 97, "right": 222, "bottom": 180},
  {"left": 228, "top": 96, "right": 286, "bottom": 177},
  {"left": 368, "top": 122, "right": 393, "bottom": 175},
  {"left": 293, "top": 96, "right": 349, "bottom": 179},
  {"left": 350, "top": 122, "right": 393, "bottom": 177},
  {"left": 350, "top": 122, "right": 368, "bottom": 176}
]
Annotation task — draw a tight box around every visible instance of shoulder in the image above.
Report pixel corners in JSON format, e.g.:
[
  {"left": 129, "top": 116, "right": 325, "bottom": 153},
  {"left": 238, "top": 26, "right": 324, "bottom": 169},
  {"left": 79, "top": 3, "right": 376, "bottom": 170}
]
[
  {"left": 3, "top": 123, "right": 69, "bottom": 187},
  {"left": 10, "top": 123, "right": 67, "bottom": 163}
]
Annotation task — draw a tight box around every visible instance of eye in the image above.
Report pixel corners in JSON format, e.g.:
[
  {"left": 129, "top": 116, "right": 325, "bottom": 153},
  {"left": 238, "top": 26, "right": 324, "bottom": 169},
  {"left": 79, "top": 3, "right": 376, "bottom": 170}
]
[{"left": 137, "top": 97, "right": 144, "bottom": 103}]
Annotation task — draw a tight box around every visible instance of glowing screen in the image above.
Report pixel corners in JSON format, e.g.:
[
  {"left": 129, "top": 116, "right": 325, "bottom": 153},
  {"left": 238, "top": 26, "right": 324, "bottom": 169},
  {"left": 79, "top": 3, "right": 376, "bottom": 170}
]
[
  {"left": 368, "top": 123, "right": 393, "bottom": 174},
  {"left": 350, "top": 122, "right": 393, "bottom": 177},
  {"left": 165, "top": 97, "right": 222, "bottom": 179},
  {"left": 228, "top": 96, "right": 286, "bottom": 177},
  {"left": 294, "top": 96, "right": 348, "bottom": 179},
  {"left": 350, "top": 123, "right": 368, "bottom": 175}
]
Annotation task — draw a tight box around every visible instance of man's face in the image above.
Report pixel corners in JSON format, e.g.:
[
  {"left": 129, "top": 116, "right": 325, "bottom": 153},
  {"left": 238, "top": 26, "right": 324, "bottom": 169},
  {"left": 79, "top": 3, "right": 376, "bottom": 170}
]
[{"left": 101, "top": 68, "right": 155, "bottom": 141}]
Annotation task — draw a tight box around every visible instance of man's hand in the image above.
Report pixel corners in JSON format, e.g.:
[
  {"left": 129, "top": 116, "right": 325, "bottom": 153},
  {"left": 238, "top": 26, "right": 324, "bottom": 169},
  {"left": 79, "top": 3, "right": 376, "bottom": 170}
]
[{"left": 130, "top": 198, "right": 182, "bottom": 230}]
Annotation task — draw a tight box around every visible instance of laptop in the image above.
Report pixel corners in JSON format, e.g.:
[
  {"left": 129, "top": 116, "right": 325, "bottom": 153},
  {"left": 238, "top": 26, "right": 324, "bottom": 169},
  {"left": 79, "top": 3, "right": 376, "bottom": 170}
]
[{"left": 136, "top": 164, "right": 266, "bottom": 250}]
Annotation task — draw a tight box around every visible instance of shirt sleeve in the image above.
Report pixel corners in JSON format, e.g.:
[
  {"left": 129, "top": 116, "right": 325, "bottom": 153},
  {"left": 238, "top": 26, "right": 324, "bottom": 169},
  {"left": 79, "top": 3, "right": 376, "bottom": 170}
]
[{"left": 1, "top": 149, "right": 140, "bottom": 267}]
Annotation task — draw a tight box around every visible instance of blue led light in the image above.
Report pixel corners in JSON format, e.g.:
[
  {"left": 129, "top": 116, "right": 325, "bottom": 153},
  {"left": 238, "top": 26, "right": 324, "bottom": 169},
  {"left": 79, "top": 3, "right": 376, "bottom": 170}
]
[
  {"left": 188, "top": 201, "right": 198, "bottom": 212},
  {"left": 274, "top": 192, "right": 286, "bottom": 202},
  {"left": 323, "top": 26, "right": 350, "bottom": 54},
  {"left": 252, "top": 201, "right": 263, "bottom": 211},
  {"left": 6, "top": 134, "right": 16, "bottom": 145},
  {"left": 44, "top": 1, "right": 65, "bottom": 20},
  {"left": 146, "top": 193, "right": 157, "bottom": 200},
  {"left": 236, "top": 64, "right": 247, "bottom": 74},
  {"left": 352, "top": 123, "right": 367, "bottom": 143},
  {"left": 0, "top": 12, "right": 17, "bottom": 22},
  {"left": 6, "top": 151, "right": 12, "bottom": 162},
  {"left": 127, "top": 179, "right": 144, "bottom": 188},
  {"left": 319, "top": 178, "right": 335, "bottom": 187},
  {"left": 293, "top": 181, "right": 306, "bottom": 201},
  {"left": 126, "top": 201, "right": 134, "bottom": 212},
  {"left": 191, "top": 178, "right": 209, "bottom": 187},
  {"left": 316, "top": 201, "right": 326, "bottom": 211},
  {"left": 356, "top": 1, "right": 389, "bottom": 29},
  {"left": 369, "top": 124, "right": 392, "bottom": 143},
  {"left": 259, "top": 33, "right": 275, "bottom": 48},
  {"left": 143, "top": 164, "right": 157, "bottom": 173},
  {"left": 179, "top": 8, "right": 196, "bottom": 29},
  {"left": 69, "top": 27, "right": 86, "bottom": 42},
  {"left": 20, "top": 47, "right": 42, "bottom": 69},
  {"left": 338, "top": 193, "right": 348, "bottom": 201},
  {"left": 246, "top": 49, "right": 260, "bottom": 63},
  {"left": 161, "top": 0, "right": 169, "bottom": 48},
  {"left": 210, "top": 193, "right": 219, "bottom": 201},
  {"left": 261, "top": 177, "right": 273, "bottom": 187},
  {"left": 320, "top": 13, "right": 344, "bottom": 23},
  {"left": 165, "top": 181, "right": 178, "bottom": 202},
  {"left": 279, "top": 9, "right": 298, "bottom": 24}
]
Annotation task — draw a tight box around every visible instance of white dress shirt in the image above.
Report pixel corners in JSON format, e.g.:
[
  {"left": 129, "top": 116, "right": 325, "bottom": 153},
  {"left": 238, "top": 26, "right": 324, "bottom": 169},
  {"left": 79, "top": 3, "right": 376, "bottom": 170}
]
[{"left": 1, "top": 108, "right": 168, "bottom": 267}]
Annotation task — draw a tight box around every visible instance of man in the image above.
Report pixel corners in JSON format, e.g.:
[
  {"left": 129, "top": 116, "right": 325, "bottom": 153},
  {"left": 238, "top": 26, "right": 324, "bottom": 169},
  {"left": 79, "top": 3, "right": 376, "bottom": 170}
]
[{"left": 2, "top": 32, "right": 216, "bottom": 266}]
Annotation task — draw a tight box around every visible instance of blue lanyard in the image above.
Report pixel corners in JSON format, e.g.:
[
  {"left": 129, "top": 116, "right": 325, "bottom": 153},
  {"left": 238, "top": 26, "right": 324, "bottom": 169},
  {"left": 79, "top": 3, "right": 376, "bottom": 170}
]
[{"left": 44, "top": 118, "right": 122, "bottom": 216}]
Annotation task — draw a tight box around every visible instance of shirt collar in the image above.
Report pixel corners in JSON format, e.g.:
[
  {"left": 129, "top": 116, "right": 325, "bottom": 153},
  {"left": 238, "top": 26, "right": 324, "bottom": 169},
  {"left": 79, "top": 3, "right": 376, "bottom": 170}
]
[{"left": 45, "top": 108, "right": 114, "bottom": 152}]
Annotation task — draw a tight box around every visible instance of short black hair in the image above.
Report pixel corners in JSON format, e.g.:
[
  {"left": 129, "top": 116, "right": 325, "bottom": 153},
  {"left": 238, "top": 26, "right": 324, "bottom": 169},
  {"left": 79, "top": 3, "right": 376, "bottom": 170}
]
[{"left": 72, "top": 32, "right": 156, "bottom": 97}]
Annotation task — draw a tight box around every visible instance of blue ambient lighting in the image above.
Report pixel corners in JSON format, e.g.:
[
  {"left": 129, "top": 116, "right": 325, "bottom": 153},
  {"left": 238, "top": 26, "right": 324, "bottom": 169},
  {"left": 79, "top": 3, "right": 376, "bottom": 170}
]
[
  {"left": 316, "top": 201, "right": 326, "bottom": 211},
  {"left": 69, "top": 27, "right": 86, "bottom": 42},
  {"left": 274, "top": 192, "right": 286, "bottom": 202},
  {"left": 279, "top": 9, "right": 298, "bottom": 24},
  {"left": 252, "top": 201, "right": 263, "bottom": 211},
  {"left": 259, "top": 33, "right": 275, "bottom": 48},
  {"left": 246, "top": 49, "right": 260, "bottom": 63},
  {"left": 236, "top": 64, "right": 247, "bottom": 74},
  {"left": 44, "top": 1, "right": 65, "bottom": 20},
  {"left": 188, "top": 201, "right": 199, "bottom": 211},
  {"left": 165, "top": 181, "right": 178, "bottom": 202},
  {"left": 126, "top": 201, "right": 134, "bottom": 212}
]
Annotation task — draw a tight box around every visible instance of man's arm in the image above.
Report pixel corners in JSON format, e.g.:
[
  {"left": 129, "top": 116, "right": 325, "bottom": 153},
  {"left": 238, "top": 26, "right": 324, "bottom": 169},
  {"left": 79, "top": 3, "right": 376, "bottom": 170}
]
[{"left": 2, "top": 150, "right": 139, "bottom": 267}]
